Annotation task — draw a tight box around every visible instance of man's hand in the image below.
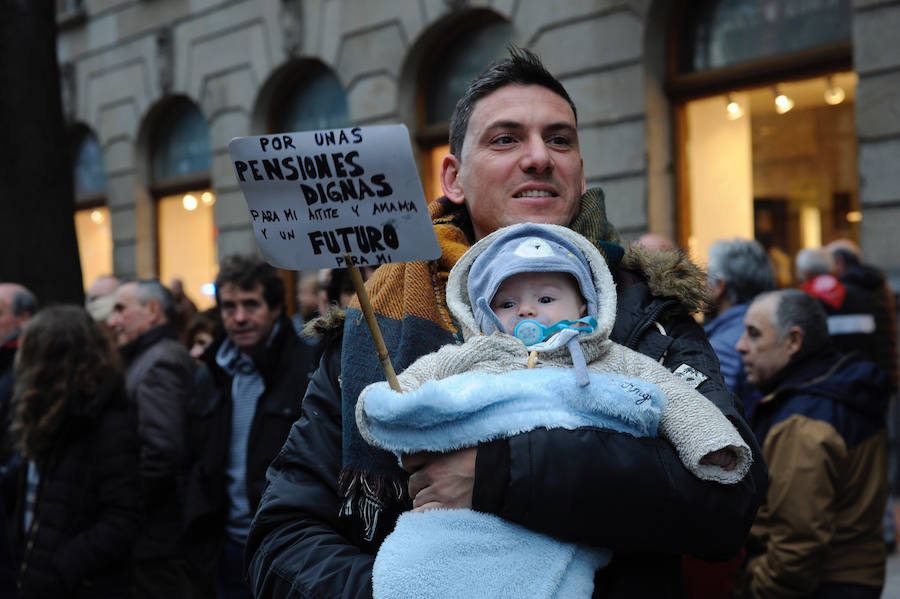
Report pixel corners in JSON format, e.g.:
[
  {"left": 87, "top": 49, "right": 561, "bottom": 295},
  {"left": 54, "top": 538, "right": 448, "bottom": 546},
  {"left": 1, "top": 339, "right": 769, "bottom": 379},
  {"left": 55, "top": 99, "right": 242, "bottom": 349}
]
[{"left": 401, "top": 447, "right": 477, "bottom": 512}]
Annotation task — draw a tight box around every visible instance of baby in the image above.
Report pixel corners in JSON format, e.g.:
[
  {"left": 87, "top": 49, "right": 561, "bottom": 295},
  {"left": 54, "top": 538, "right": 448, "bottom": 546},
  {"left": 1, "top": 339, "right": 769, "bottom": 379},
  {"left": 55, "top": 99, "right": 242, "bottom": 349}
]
[{"left": 357, "top": 223, "right": 752, "bottom": 599}]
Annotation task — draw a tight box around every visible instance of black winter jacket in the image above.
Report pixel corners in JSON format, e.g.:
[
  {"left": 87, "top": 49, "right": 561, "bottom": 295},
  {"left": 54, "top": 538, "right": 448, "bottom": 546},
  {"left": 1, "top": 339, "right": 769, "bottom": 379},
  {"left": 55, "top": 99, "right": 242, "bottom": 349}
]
[
  {"left": 246, "top": 271, "right": 767, "bottom": 598},
  {"left": 11, "top": 374, "right": 141, "bottom": 598},
  {"left": 183, "top": 317, "right": 319, "bottom": 559},
  {"left": 120, "top": 324, "right": 194, "bottom": 560}
]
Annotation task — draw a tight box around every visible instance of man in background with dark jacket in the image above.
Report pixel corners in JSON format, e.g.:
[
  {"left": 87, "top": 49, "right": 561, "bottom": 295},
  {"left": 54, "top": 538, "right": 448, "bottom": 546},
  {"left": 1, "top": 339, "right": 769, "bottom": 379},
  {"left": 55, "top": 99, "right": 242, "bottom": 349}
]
[
  {"left": 185, "top": 254, "right": 318, "bottom": 599},
  {"left": 108, "top": 279, "right": 195, "bottom": 598},
  {"left": 737, "top": 289, "right": 888, "bottom": 598}
]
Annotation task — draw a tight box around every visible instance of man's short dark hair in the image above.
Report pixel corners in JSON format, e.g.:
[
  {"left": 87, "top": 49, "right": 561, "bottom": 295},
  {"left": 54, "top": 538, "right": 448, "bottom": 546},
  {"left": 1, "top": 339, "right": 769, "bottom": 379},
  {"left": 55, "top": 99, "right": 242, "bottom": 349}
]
[
  {"left": 215, "top": 254, "right": 285, "bottom": 309},
  {"left": 707, "top": 239, "right": 775, "bottom": 306},
  {"left": 10, "top": 288, "right": 38, "bottom": 318},
  {"left": 768, "top": 289, "right": 830, "bottom": 358},
  {"left": 448, "top": 46, "right": 577, "bottom": 158}
]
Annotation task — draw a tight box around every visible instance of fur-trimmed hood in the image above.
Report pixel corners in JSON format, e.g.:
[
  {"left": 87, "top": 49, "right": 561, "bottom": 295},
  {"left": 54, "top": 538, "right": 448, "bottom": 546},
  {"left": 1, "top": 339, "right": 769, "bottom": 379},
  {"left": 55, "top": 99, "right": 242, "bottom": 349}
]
[
  {"left": 302, "top": 306, "right": 346, "bottom": 348},
  {"left": 620, "top": 244, "right": 709, "bottom": 315}
]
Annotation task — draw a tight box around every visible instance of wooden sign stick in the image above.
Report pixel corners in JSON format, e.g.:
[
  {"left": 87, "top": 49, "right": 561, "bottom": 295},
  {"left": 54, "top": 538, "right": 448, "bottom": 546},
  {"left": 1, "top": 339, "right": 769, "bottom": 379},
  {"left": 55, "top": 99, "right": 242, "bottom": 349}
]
[{"left": 345, "top": 254, "right": 402, "bottom": 391}]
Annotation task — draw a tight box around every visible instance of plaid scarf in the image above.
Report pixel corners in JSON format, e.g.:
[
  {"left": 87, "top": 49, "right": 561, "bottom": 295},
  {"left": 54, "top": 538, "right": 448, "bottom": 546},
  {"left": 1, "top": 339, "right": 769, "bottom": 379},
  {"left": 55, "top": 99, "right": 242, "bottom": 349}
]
[{"left": 339, "top": 188, "right": 623, "bottom": 541}]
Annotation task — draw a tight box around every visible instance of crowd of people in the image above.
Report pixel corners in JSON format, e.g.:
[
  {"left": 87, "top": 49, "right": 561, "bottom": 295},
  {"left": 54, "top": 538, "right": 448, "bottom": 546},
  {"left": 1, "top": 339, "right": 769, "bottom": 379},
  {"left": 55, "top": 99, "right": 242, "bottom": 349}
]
[{"left": 0, "top": 47, "right": 896, "bottom": 599}]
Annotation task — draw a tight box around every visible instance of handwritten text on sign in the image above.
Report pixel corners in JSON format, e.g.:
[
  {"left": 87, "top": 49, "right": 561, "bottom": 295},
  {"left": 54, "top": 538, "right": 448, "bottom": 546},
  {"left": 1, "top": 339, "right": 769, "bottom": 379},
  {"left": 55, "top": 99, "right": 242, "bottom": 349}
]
[{"left": 228, "top": 125, "right": 440, "bottom": 269}]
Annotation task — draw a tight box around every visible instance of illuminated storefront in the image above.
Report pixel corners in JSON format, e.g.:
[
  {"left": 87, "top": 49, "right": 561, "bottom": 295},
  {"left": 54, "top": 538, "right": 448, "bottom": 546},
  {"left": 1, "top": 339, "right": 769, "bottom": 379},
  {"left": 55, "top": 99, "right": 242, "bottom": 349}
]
[
  {"left": 71, "top": 129, "right": 112, "bottom": 290},
  {"left": 151, "top": 101, "right": 217, "bottom": 309},
  {"left": 671, "top": 0, "right": 857, "bottom": 283}
]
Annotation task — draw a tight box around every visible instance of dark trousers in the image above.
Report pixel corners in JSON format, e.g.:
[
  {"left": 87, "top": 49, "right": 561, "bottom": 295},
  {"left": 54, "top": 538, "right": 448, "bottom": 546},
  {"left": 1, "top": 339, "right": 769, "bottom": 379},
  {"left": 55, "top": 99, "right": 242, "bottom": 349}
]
[{"left": 215, "top": 537, "right": 253, "bottom": 599}]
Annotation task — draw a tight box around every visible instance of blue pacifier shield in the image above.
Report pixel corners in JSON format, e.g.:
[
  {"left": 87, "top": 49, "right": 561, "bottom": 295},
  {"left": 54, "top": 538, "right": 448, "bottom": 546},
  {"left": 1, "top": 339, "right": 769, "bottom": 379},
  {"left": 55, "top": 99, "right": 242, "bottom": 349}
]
[{"left": 514, "top": 320, "right": 545, "bottom": 346}]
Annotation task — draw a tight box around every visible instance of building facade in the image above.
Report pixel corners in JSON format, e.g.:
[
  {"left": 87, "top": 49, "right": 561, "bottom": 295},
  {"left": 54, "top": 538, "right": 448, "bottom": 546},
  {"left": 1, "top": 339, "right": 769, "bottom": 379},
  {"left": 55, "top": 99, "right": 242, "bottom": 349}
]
[{"left": 57, "top": 0, "right": 900, "bottom": 303}]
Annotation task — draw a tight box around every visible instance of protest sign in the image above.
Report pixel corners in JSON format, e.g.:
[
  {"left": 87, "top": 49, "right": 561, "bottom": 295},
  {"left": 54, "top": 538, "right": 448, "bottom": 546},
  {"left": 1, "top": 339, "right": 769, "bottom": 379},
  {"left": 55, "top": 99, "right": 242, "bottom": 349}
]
[{"left": 228, "top": 124, "right": 441, "bottom": 270}]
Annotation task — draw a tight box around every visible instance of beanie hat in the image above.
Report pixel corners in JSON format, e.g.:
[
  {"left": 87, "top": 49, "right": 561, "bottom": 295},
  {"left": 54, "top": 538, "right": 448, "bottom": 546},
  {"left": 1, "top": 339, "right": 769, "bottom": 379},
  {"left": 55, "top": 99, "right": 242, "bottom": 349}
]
[{"left": 467, "top": 223, "right": 598, "bottom": 335}]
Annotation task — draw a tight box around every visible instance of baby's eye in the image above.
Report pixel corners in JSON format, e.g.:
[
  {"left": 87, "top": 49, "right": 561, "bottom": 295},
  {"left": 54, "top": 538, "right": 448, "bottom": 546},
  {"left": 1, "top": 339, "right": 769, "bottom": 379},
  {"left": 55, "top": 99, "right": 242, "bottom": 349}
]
[
  {"left": 500, "top": 301, "right": 516, "bottom": 309},
  {"left": 539, "top": 296, "right": 554, "bottom": 304}
]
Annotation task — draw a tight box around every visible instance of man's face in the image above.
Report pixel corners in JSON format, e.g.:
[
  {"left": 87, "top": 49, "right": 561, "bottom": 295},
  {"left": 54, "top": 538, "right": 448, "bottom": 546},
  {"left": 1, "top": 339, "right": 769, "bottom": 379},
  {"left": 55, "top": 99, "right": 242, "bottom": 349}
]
[
  {"left": 0, "top": 285, "right": 25, "bottom": 341},
  {"left": 189, "top": 331, "right": 214, "bottom": 362},
  {"left": 490, "top": 271, "right": 587, "bottom": 334},
  {"left": 219, "top": 282, "right": 281, "bottom": 351},
  {"left": 297, "top": 284, "right": 318, "bottom": 314},
  {"left": 442, "top": 84, "right": 586, "bottom": 240},
  {"left": 735, "top": 295, "right": 796, "bottom": 386},
  {"left": 108, "top": 282, "right": 157, "bottom": 347}
]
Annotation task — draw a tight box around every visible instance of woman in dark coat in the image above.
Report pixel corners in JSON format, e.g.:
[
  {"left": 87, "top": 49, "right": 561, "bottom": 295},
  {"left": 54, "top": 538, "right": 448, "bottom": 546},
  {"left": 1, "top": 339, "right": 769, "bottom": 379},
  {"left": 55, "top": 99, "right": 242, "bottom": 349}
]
[{"left": 9, "top": 305, "right": 141, "bottom": 598}]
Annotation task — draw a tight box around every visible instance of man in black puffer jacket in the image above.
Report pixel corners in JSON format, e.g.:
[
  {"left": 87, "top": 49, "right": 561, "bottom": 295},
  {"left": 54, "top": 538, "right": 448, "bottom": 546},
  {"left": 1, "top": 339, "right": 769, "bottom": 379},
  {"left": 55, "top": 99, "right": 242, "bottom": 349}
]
[{"left": 246, "top": 47, "right": 766, "bottom": 599}]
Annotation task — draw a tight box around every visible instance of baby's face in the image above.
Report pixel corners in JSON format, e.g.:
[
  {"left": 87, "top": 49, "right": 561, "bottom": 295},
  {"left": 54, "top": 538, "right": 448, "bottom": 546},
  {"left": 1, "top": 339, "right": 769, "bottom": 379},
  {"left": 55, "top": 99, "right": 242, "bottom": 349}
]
[{"left": 490, "top": 271, "right": 587, "bottom": 334}]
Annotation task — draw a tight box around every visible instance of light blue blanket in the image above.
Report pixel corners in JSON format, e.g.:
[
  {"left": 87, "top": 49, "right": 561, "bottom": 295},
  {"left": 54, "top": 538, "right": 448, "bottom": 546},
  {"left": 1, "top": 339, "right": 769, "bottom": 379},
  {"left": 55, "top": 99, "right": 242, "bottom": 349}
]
[{"left": 362, "top": 368, "right": 667, "bottom": 599}]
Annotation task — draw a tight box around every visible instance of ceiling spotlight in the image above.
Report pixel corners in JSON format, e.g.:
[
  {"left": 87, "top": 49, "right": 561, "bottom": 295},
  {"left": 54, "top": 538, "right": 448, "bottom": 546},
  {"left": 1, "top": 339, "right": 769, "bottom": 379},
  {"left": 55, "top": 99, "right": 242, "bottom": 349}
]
[
  {"left": 774, "top": 85, "right": 794, "bottom": 114},
  {"left": 90, "top": 209, "right": 104, "bottom": 224},
  {"left": 725, "top": 94, "right": 744, "bottom": 120},
  {"left": 182, "top": 194, "right": 198, "bottom": 211},
  {"left": 201, "top": 191, "right": 215, "bottom": 206},
  {"left": 824, "top": 76, "right": 846, "bottom": 105}
]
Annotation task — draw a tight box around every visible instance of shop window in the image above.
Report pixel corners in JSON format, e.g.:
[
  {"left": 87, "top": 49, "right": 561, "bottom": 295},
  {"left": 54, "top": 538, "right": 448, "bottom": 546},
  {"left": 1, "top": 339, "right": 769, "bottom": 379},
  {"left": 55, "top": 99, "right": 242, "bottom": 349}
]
[
  {"left": 678, "top": 0, "right": 851, "bottom": 74},
  {"left": 73, "top": 132, "right": 107, "bottom": 197},
  {"left": 152, "top": 103, "right": 211, "bottom": 181},
  {"left": 418, "top": 19, "right": 514, "bottom": 201},
  {"left": 74, "top": 206, "right": 112, "bottom": 292},
  {"left": 275, "top": 67, "right": 349, "bottom": 133},
  {"left": 151, "top": 100, "right": 216, "bottom": 309},
  {"left": 423, "top": 21, "right": 514, "bottom": 127},
  {"left": 71, "top": 130, "right": 111, "bottom": 291},
  {"left": 682, "top": 72, "right": 859, "bottom": 285},
  {"left": 157, "top": 191, "right": 217, "bottom": 310}
]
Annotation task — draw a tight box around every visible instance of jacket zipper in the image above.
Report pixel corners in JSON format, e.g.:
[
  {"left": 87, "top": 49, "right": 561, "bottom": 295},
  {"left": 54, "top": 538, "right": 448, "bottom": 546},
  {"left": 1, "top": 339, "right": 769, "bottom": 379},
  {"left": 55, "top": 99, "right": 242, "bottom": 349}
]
[{"left": 625, "top": 298, "right": 678, "bottom": 351}]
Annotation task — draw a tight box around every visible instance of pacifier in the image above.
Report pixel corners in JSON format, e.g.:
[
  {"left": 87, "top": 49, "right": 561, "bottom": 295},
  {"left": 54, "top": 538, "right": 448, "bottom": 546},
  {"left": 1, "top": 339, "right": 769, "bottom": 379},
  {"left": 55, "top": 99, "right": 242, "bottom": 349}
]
[{"left": 513, "top": 316, "right": 597, "bottom": 347}]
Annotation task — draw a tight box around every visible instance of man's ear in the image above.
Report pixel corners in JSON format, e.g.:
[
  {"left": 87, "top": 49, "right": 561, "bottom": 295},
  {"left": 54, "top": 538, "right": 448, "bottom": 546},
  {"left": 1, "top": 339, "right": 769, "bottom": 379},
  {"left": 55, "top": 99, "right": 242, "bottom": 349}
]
[
  {"left": 440, "top": 153, "right": 465, "bottom": 205},
  {"left": 785, "top": 326, "right": 804, "bottom": 356},
  {"left": 146, "top": 299, "right": 165, "bottom": 324},
  {"left": 712, "top": 279, "right": 726, "bottom": 302},
  {"left": 147, "top": 299, "right": 166, "bottom": 322}
]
